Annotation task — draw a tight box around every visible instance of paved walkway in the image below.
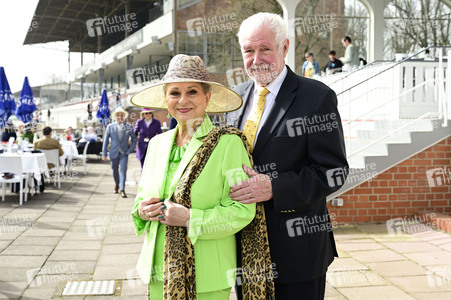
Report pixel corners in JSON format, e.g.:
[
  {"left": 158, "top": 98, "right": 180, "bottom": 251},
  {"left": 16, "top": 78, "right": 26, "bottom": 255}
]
[{"left": 0, "top": 157, "right": 449, "bottom": 299}]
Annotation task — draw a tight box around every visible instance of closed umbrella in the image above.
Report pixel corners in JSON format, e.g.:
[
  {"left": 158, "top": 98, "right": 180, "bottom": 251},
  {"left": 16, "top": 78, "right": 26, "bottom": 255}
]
[
  {"left": 16, "top": 76, "right": 36, "bottom": 123},
  {"left": 0, "top": 67, "right": 16, "bottom": 128},
  {"left": 96, "top": 89, "right": 110, "bottom": 127}
]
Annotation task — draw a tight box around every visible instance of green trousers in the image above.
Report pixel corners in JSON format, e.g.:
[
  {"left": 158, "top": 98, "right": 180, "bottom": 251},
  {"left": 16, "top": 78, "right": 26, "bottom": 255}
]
[{"left": 149, "top": 281, "right": 231, "bottom": 300}]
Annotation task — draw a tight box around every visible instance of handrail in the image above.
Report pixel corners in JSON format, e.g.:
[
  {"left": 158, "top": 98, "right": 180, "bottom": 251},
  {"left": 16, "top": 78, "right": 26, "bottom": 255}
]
[
  {"left": 329, "top": 60, "right": 392, "bottom": 87},
  {"left": 351, "top": 112, "right": 434, "bottom": 157},
  {"left": 336, "top": 45, "right": 451, "bottom": 97},
  {"left": 342, "top": 79, "right": 437, "bottom": 127}
]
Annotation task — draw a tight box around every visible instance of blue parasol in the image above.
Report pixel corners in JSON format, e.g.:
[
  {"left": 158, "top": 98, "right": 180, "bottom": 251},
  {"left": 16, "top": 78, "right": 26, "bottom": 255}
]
[
  {"left": 96, "top": 89, "right": 110, "bottom": 127},
  {"left": 16, "top": 76, "right": 37, "bottom": 123},
  {"left": 0, "top": 67, "right": 16, "bottom": 128}
]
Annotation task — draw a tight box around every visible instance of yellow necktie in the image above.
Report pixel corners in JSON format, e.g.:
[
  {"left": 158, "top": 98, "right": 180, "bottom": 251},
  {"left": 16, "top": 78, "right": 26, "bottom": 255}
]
[{"left": 242, "top": 88, "right": 270, "bottom": 152}]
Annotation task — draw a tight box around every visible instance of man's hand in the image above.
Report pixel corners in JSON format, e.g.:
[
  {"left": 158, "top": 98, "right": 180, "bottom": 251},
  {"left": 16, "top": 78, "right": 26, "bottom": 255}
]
[
  {"left": 102, "top": 156, "right": 108, "bottom": 161},
  {"left": 229, "top": 165, "right": 273, "bottom": 204}
]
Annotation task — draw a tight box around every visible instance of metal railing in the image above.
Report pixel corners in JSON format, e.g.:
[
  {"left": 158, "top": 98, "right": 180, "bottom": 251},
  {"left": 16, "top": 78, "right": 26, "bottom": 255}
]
[{"left": 336, "top": 46, "right": 451, "bottom": 161}]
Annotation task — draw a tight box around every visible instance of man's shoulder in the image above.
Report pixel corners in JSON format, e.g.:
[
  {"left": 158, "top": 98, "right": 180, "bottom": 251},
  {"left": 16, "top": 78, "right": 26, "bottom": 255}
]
[{"left": 231, "top": 80, "right": 253, "bottom": 94}]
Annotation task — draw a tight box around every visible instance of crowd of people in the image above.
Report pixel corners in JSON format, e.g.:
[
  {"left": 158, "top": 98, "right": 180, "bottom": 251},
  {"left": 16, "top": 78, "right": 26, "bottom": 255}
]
[{"left": 301, "top": 35, "right": 363, "bottom": 78}]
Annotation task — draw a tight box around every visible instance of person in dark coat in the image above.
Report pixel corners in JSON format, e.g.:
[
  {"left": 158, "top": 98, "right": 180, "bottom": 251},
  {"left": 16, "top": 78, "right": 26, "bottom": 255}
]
[
  {"left": 1, "top": 120, "right": 16, "bottom": 142},
  {"left": 134, "top": 108, "right": 162, "bottom": 168}
]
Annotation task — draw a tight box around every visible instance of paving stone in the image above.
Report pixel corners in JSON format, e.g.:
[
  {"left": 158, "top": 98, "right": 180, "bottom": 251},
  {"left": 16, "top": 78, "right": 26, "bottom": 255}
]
[
  {"left": 370, "top": 260, "right": 427, "bottom": 277},
  {"left": 0, "top": 267, "right": 34, "bottom": 282},
  {"left": 337, "top": 241, "right": 383, "bottom": 252},
  {"left": 1, "top": 245, "right": 54, "bottom": 256},
  {"left": 389, "top": 275, "right": 451, "bottom": 292},
  {"left": 120, "top": 279, "right": 149, "bottom": 296},
  {"left": 382, "top": 241, "right": 441, "bottom": 253},
  {"left": 0, "top": 255, "right": 47, "bottom": 268},
  {"left": 48, "top": 250, "right": 99, "bottom": 261},
  {"left": 103, "top": 234, "right": 143, "bottom": 245},
  {"left": 55, "top": 240, "right": 102, "bottom": 250},
  {"left": 0, "top": 240, "right": 11, "bottom": 251},
  {"left": 97, "top": 253, "right": 139, "bottom": 266},
  {"left": 327, "top": 270, "right": 386, "bottom": 288},
  {"left": 0, "top": 281, "right": 29, "bottom": 299},
  {"left": 328, "top": 258, "right": 369, "bottom": 272},
  {"left": 356, "top": 223, "right": 390, "bottom": 233},
  {"left": 12, "top": 236, "right": 60, "bottom": 246},
  {"left": 60, "top": 231, "right": 105, "bottom": 241},
  {"left": 324, "top": 283, "right": 346, "bottom": 299},
  {"left": 21, "top": 228, "right": 66, "bottom": 237},
  {"left": 93, "top": 265, "right": 136, "bottom": 280},
  {"left": 348, "top": 249, "right": 406, "bottom": 263},
  {"left": 410, "top": 292, "right": 451, "bottom": 299},
  {"left": 337, "top": 286, "right": 415, "bottom": 300},
  {"left": 40, "top": 260, "right": 96, "bottom": 275},
  {"left": 439, "top": 242, "right": 451, "bottom": 252},
  {"left": 370, "top": 233, "right": 419, "bottom": 242},
  {"left": 404, "top": 251, "right": 451, "bottom": 266},
  {"left": 20, "top": 288, "right": 59, "bottom": 300},
  {"left": 101, "top": 243, "right": 142, "bottom": 254}
]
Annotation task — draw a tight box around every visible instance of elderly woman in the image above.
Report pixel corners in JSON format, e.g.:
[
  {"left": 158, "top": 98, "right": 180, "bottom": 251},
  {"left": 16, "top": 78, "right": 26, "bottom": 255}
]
[
  {"left": 130, "top": 55, "right": 274, "bottom": 300},
  {"left": 134, "top": 108, "right": 162, "bottom": 168}
]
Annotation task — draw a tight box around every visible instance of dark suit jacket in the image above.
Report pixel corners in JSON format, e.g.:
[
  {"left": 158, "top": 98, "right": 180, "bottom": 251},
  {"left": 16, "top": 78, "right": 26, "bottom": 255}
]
[{"left": 226, "top": 66, "right": 348, "bottom": 284}]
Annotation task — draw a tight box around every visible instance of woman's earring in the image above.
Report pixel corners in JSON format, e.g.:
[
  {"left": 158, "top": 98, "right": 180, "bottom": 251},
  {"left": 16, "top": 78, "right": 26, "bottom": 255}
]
[{"left": 167, "top": 113, "right": 171, "bottom": 119}]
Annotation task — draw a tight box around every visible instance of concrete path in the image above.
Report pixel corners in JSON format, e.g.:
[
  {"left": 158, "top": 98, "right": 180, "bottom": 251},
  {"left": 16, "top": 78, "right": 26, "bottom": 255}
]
[{"left": 0, "top": 157, "right": 450, "bottom": 299}]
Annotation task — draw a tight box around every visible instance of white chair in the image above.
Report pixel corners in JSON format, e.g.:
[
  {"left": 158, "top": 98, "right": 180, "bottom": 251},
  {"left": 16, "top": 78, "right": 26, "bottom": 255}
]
[
  {"left": 71, "top": 141, "right": 89, "bottom": 175},
  {"left": 0, "top": 156, "right": 29, "bottom": 206},
  {"left": 38, "top": 149, "right": 61, "bottom": 189}
]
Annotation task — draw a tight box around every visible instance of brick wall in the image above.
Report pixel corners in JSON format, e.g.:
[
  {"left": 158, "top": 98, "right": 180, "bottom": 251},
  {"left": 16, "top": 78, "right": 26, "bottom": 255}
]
[{"left": 328, "top": 136, "right": 451, "bottom": 223}]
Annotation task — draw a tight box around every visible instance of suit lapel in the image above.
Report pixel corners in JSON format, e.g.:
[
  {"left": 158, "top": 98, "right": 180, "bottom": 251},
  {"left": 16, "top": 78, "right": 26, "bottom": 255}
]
[
  {"left": 253, "top": 67, "right": 298, "bottom": 157},
  {"left": 230, "top": 81, "right": 254, "bottom": 127}
]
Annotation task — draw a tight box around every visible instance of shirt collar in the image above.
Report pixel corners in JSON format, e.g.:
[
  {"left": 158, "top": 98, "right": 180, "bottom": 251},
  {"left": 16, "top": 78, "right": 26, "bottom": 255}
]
[{"left": 252, "top": 65, "right": 288, "bottom": 97}]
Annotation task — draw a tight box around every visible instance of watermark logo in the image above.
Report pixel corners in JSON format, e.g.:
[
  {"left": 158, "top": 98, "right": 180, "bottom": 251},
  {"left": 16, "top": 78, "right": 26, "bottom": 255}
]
[
  {"left": 0, "top": 214, "right": 37, "bottom": 235},
  {"left": 26, "top": 263, "right": 77, "bottom": 287},
  {"left": 186, "top": 13, "right": 238, "bottom": 37},
  {"left": 86, "top": 13, "right": 138, "bottom": 37},
  {"left": 286, "top": 113, "right": 339, "bottom": 137},
  {"left": 226, "top": 68, "right": 248, "bottom": 87},
  {"left": 186, "top": 213, "right": 238, "bottom": 237},
  {"left": 328, "top": 264, "right": 377, "bottom": 287},
  {"left": 286, "top": 213, "right": 336, "bottom": 237},
  {"left": 386, "top": 214, "right": 438, "bottom": 237},
  {"left": 426, "top": 167, "right": 450, "bottom": 187},
  {"left": 290, "top": 14, "right": 338, "bottom": 37},
  {"left": 28, "top": 14, "right": 39, "bottom": 32},
  {"left": 126, "top": 65, "right": 168, "bottom": 87},
  {"left": 86, "top": 214, "right": 133, "bottom": 237},
  {"left": 226, "top": 263, "right": 277, "bottom": 286},
  {"left": 226, "top": 168, "right": 247, "bottom": 187},
  {"left": 326, "top": 163, "right": 378, "bottom": 188}
]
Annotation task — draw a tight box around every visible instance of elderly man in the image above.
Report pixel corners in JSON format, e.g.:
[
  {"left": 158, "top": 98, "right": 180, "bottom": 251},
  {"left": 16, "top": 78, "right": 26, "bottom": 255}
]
[
  {"left": 339, "top": 36, "right": 360, "bottom": 71},
  {"left": 226, "top": 13, "right": 348, "bottom": 299},
  {"left": 102, "top": 107, "right": 137, "bottom": 198}
]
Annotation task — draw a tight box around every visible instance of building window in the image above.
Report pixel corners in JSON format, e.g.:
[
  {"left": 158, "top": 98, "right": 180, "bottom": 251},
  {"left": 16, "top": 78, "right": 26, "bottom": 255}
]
[{"left": 177, "top": 30, "right": 236, "bottom": 73}]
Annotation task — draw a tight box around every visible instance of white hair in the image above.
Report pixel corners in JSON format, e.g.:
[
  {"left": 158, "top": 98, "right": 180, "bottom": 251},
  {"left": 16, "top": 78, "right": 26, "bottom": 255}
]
[{"left": 237, "top": 12, "right": 288, "bottom": 49}]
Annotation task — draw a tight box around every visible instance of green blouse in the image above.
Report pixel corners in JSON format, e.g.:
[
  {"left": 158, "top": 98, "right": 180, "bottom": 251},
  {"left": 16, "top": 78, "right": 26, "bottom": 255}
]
[{"left": 152, "top": 142, "right": 188, "bottom": 281}]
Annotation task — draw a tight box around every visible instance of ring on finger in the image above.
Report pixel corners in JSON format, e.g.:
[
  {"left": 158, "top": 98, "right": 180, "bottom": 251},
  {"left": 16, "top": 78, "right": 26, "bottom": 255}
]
[{"left": 248, "top": 193, "right": 252, "bottom": 199}]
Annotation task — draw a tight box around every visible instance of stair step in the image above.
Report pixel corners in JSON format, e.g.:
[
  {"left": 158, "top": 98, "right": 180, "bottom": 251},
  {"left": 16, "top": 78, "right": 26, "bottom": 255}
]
[
  {"left": 345, "top": 139, "right": 388, "bottom": 156},
  {"left": 374, "top": 119, "right": 434, "bottom": 131},
  {"left": 356, "top": 129, "right": 412, "bottom": 143},
  {"left": 415, "top": 211, "right": 451, "bottom": 234}
]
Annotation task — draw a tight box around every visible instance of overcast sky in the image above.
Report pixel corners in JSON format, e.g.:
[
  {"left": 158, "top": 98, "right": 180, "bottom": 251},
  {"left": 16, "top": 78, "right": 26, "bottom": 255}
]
[{"left": 0, "top": 1, "right": 89, "bottom": 93}]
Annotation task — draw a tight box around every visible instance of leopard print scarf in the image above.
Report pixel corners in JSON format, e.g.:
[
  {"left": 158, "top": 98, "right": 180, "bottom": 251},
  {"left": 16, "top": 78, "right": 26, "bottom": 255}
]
[{"left": 163, "top": 126, "right": 275, "bottom": 299}]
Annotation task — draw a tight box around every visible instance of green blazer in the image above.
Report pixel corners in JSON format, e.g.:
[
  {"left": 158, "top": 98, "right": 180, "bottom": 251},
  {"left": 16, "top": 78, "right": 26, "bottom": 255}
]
[{"left": 131, "top": 115, "right": 256, "bottom": 293}]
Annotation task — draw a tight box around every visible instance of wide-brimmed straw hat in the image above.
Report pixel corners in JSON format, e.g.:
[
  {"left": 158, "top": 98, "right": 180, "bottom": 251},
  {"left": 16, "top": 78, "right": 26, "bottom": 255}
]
[
  {"left": 140, "top": 108, "right": 154, "bottom": 117},
  {"left": 112, "top": 107, "right": 129, "bottom": 119},
  {"left": 130, "top": 54, "right": 243, "bottom": 113}
]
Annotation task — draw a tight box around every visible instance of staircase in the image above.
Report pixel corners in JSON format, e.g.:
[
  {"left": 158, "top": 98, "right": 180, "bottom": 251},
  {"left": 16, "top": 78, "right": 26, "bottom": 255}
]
[{"left": 318, "top": 46, "right": 451, "bottom": 200}]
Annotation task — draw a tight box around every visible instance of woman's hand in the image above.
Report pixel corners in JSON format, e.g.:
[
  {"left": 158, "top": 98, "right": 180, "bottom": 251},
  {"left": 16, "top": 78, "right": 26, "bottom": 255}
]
[
  {"left": 159, "top": 199, "right": 190, "bottom": 227},
  {"left": 138, "top": 197, "right": 163, "bottom": 221}
]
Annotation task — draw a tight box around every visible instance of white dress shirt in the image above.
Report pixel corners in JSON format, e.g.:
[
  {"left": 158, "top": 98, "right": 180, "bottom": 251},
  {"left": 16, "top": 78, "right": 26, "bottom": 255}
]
[{"left": 239, "top": 66, "right": 288, "bottom": 147}]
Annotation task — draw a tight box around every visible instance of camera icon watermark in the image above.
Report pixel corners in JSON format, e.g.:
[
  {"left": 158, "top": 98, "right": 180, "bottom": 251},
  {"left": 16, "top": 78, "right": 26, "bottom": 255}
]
[
  {"left": 326, "top": 167, "right": 348, "bottom": 187},
  {"left": 426, "top": 167, "right": 450, "bottom": 187},
  {"left": 86, "top": 13, "right": 138, "bottom": 37},
  {"left": 226, "top": 68, "right": 247, "bottom": 87}
]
